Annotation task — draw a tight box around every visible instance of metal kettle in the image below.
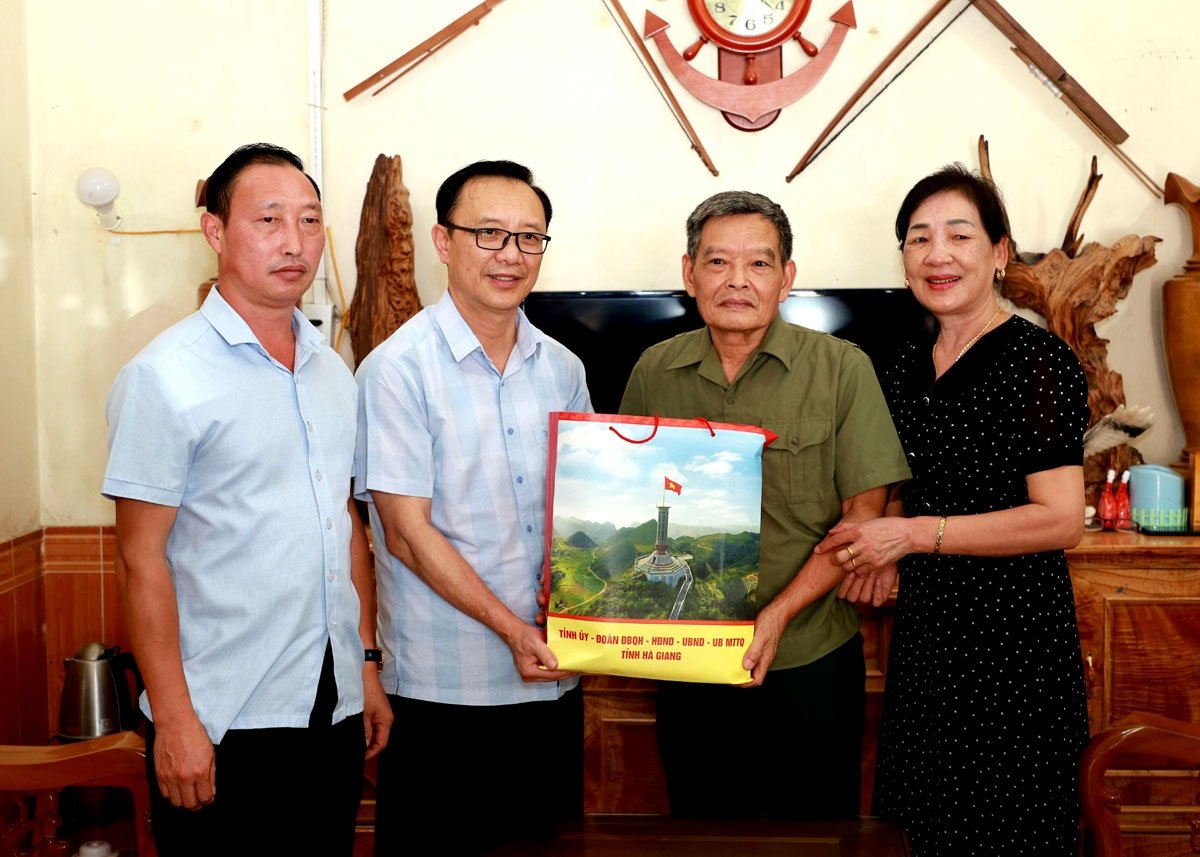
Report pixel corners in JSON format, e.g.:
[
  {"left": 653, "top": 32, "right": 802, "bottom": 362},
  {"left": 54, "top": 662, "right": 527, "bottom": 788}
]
[{"left": 58, "top": 642, "right": 142, "bottom": 742}]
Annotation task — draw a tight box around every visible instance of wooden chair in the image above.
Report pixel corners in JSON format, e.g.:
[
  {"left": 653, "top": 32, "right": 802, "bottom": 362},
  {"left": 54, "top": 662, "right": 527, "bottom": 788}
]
[
  {"left": 1081, "top": 712, "right": 1200, "bottom": 856},
  {"left": 0, "top": 731, "right": 155, "bottom": 856}
]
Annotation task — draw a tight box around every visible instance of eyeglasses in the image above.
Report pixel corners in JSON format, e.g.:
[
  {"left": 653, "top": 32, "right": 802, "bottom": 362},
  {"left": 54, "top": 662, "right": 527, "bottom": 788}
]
[{"left": 444, "top": 223, "right": 551, "bottom": 255}]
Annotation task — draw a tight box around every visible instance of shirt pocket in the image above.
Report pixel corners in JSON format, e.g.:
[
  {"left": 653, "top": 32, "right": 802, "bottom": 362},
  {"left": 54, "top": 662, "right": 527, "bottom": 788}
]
[{"left": 762, "top": 417, "right": 833, "bottom": 507}]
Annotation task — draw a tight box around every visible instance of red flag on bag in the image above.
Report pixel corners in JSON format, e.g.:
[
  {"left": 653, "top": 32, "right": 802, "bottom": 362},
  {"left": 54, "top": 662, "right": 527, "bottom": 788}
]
[{"left": 664, "top": 476, "right": 683, "bottom": 495}]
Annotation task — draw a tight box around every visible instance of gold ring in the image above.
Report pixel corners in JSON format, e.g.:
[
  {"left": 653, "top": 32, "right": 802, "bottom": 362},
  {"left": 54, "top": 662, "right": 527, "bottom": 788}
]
[
  {"left": 846, "top": 545, "right": 856, "bottom": 558},
  {"left": 851, "top": 556, "right": 859, "bottom": 568}
]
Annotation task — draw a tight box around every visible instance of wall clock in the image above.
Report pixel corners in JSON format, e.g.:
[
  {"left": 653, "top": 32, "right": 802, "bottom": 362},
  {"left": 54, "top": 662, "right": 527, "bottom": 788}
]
[
  {"left": 687, "top": 0, "right": 814, "bottom": 55},
  {"left": 645, "top": 1, "right": 856, "bottom": 131}
]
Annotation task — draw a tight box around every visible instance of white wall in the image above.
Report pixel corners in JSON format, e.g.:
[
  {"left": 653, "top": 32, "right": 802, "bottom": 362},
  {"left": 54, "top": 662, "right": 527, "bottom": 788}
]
[
  {"left": 26, "top": 1, "right": 311, "bottom": 525},
  {"left": 323, "top": 0, "right": 1197, "bottom": 468},
  {"left": 0, "top": 0, "right": 40, "bottom": 541},
  {"left": 11, "top": 0, "right": 1200, "bottom": 527}
]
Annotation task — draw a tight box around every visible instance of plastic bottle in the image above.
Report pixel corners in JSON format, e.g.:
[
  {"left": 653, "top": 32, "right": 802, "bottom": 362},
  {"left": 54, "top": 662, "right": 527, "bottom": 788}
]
[
  {"left": 1098, "top": 468, "right": 1118, "bottom": 530},
  {"left": 1115, "top": 470, "right": 1132, "bottom": 529}
]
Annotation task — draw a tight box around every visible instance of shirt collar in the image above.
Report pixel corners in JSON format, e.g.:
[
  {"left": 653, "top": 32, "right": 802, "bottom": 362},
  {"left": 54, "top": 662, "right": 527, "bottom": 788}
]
[
  {"left": 755, "top": 312, "right": 796, "bottom": 369},
  {"left": 200, "top": 284, "right": 322, "bottom": 364},
  {"left": 200, "top": 285, "right": 257, "bottom": 346},
  {"left": 666, "top": 312, "right": 793, "bottom": 374},
  {"left": 292, "top": 307, "right": 324, "bottom": 368},
  {"left": 431, "top": 288, "right": 542, "bottom": 365}
]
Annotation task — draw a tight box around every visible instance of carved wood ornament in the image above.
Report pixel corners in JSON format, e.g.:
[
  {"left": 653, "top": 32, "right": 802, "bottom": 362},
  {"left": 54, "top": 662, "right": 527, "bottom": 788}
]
[
  {"left": 345, "top": 155, "right": 421, "bottom": 365},
  {"left": 979, "top": 138, "right": 1161, "bottom": 499}
]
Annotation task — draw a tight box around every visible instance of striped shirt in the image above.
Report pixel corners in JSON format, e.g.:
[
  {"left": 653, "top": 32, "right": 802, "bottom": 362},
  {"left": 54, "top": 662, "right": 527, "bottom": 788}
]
[{"left": 355, "top": 290, "right": 591, "bottom": 705}]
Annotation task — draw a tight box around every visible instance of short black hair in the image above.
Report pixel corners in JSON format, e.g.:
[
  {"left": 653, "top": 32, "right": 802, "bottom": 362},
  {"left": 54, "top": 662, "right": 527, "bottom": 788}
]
[
  {"left": 205, "top": 143, "right": 320, "bottom": 222},
  {"left": 685, "top": 190, "right": 793, "bottom": 262},
  {"left": 894, "top": 163, "right": 1013, "bottom": 250},
  {"left": 435, "top": 160, "right": 551, "bottom": 227}
]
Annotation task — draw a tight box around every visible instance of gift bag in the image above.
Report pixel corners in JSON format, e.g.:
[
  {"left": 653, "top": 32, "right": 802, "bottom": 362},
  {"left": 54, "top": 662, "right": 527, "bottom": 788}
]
[{"left": 544, "top": 412, "right": 775, "bottom": 684}]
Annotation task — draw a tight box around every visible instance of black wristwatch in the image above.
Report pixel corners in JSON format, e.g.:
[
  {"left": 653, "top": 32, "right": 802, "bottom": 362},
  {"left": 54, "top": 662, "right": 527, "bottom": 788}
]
[{"left": 364, "top": 648, "right": 383, "bottom": 671}]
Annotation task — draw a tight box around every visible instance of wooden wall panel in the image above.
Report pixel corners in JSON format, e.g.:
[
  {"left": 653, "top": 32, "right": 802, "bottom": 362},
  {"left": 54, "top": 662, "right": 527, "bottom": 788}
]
[
  {"left": 0, "top": 537, "right": 11, "bottom": 590},
  {"left": 0, "top": 588, "right": 18, "bottom": 743},
  {"left": 38, "top": 527, "right": 119, "bottom": 740},
  {"left": 11, "top": 532, "right": 40, "bottom": 588},
  {"left": 43, "top": 571, "right": 104, "bottom": 739},
  {"left": 14, "top": 578, "right": 49, "bottom": 743},
  {"left": 0, "top": 530, "right": 50, "bottom": 744}
]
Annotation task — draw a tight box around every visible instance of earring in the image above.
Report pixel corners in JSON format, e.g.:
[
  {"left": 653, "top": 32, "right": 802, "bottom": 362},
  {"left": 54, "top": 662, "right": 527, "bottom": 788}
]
[
  {"left": 996, "top": 268, "right": 1006, "bottom": 282},
  {"left": 903, "top": 278, "right": 911, "bottom": 288}
]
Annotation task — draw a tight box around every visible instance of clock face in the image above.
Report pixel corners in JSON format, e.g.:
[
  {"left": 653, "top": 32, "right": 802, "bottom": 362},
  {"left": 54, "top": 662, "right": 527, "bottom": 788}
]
[{"left": 688, "top": 0, "right": 813, "bottom": 53}]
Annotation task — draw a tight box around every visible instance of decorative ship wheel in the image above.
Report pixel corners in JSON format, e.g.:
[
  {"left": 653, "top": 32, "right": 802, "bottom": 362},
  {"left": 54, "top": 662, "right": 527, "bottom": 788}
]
[{"left": 645, "top": 0, "right": 857, "bottom": 131}]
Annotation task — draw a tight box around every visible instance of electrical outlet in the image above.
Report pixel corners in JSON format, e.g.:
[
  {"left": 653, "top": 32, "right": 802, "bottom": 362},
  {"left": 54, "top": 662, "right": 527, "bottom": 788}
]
[{"left": 301, "top": 303, "right": 335, "bottom": 339}]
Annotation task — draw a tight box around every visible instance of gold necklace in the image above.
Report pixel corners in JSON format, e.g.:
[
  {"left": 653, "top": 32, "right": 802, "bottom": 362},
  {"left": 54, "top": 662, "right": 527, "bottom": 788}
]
[{"left": 933, "top": 305, "right": 1003, "bottom": 374}]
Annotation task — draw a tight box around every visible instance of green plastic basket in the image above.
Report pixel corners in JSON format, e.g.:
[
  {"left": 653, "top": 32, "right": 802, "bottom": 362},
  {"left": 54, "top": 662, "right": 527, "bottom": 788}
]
[{"left": 1131, "top": 507, "right": 1190, "bottom": 532}]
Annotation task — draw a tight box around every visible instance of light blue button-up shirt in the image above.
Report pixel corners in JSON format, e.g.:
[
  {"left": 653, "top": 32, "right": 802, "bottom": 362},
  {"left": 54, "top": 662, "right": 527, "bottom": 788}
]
[
  {"left": 102, "top": 287, "right": 363, "bottom": 743},
  {"left": 355, "top": 290, "right": 591, "bottom": 705}
]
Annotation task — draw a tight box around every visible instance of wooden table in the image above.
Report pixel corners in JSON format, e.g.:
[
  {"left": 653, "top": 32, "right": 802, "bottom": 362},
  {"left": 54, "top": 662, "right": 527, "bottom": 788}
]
[{"left": 489, "top": 816, "right": 907, "bottom": 856}]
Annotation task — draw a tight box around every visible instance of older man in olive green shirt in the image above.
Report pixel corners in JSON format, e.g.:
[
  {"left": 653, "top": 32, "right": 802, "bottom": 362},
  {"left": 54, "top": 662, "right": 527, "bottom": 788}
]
[{"left": 620, "top": 191, "right": 909, "bottom": 820}]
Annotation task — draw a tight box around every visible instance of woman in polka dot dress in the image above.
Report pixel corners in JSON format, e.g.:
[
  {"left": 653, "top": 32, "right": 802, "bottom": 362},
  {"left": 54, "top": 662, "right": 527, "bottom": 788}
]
[{"left": 815, "top": 164, "right": 1090, "bottom": 855}]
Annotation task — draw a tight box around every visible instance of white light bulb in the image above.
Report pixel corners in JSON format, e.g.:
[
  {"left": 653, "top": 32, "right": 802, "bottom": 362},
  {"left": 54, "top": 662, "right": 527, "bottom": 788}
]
[
  {"left": 76, "top": 168, "right": 123, "bottom": 229},
  {"left": 77, "top": 168, "right": 120, "bottom": 206}
]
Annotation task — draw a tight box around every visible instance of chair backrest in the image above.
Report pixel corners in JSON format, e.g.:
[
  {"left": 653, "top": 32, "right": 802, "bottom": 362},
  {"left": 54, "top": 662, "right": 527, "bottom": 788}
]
[
  {"left": 1080, "top": 712, "right": 1200, "bottom": 856},
  {"left": 0, "top": 731, "right": 155, "bottom": 857}
]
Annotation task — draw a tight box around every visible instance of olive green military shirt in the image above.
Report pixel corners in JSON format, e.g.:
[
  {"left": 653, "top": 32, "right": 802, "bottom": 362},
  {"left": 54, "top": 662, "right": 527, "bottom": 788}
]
[{"left": 619, "top": 314, "right": 910, "bottom": 670}]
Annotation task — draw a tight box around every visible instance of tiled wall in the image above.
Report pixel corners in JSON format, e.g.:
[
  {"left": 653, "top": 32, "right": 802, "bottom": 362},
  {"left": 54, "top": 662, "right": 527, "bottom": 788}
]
[{"left": 0, "top": 526, "right": 128, "bottom": 745}]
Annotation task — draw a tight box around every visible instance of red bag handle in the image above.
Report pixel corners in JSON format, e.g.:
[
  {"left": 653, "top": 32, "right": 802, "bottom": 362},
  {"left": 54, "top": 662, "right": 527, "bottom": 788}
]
[
  {"left": 609, "top": 416, "right": 658, "bottom": 444},
  {"left": 607, "top": 415, "right": 717, "bottom": 444}
]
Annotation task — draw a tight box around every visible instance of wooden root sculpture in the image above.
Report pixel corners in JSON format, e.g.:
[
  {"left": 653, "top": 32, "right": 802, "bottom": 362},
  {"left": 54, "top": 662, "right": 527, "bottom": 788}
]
[
  {"left": 979, "top": 138, "right": 1161, "bottom": 499},
  {"left": 346, "top": 154, "right": 422, "bottom": 365}
]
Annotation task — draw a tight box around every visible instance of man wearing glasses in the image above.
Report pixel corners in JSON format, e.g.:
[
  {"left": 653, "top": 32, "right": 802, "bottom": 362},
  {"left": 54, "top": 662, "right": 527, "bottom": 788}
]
[{"left": 355, "top": 160, "right": 591, "bottom": 854}]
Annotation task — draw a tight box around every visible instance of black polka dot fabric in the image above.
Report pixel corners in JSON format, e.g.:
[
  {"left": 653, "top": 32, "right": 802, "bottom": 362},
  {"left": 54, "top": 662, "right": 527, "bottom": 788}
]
[{"left": 874, "top": 315, "right": 1091, "bottom": 856}]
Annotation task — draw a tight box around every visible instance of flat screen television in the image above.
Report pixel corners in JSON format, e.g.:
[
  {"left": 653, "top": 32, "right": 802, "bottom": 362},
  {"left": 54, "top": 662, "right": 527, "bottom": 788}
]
[{"left": 522, "top": 289, "right": 937, "bottom": 414}]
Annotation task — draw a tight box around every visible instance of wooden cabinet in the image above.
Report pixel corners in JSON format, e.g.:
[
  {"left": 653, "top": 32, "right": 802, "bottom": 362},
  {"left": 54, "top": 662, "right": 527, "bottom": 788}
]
[
  {"left": 582, "top": 676, "right": 668, "bottom": 815},
  {"left": 1068, "top": 532, "right": 1200, "bottom": 855},
  {"left": 1070, "top": 532, "right": 1200, "bottom": 731},
  {"left": 583, "top": 533, "right": 1200, "bottom": 830}
]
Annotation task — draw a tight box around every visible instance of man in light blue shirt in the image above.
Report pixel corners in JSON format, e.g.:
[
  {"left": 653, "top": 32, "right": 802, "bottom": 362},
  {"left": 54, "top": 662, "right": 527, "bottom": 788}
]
[
  {"left": 103, "top": 143, "right": 390, "bottom": 857},
  {"left": 356, "top": 160, "right": 591, "bottom": 854}
]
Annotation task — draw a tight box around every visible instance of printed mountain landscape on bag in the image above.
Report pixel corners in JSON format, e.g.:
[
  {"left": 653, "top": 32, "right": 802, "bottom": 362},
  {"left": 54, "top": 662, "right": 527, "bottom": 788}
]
[{"left": 549, "top": 520, "right": 759, "bottom": 622}]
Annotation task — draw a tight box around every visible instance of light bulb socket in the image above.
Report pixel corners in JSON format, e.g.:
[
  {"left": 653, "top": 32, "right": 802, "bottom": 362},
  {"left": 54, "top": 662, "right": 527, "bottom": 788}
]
[{"left": 96, "top": 206, "right": 122, "bottom": 230}]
